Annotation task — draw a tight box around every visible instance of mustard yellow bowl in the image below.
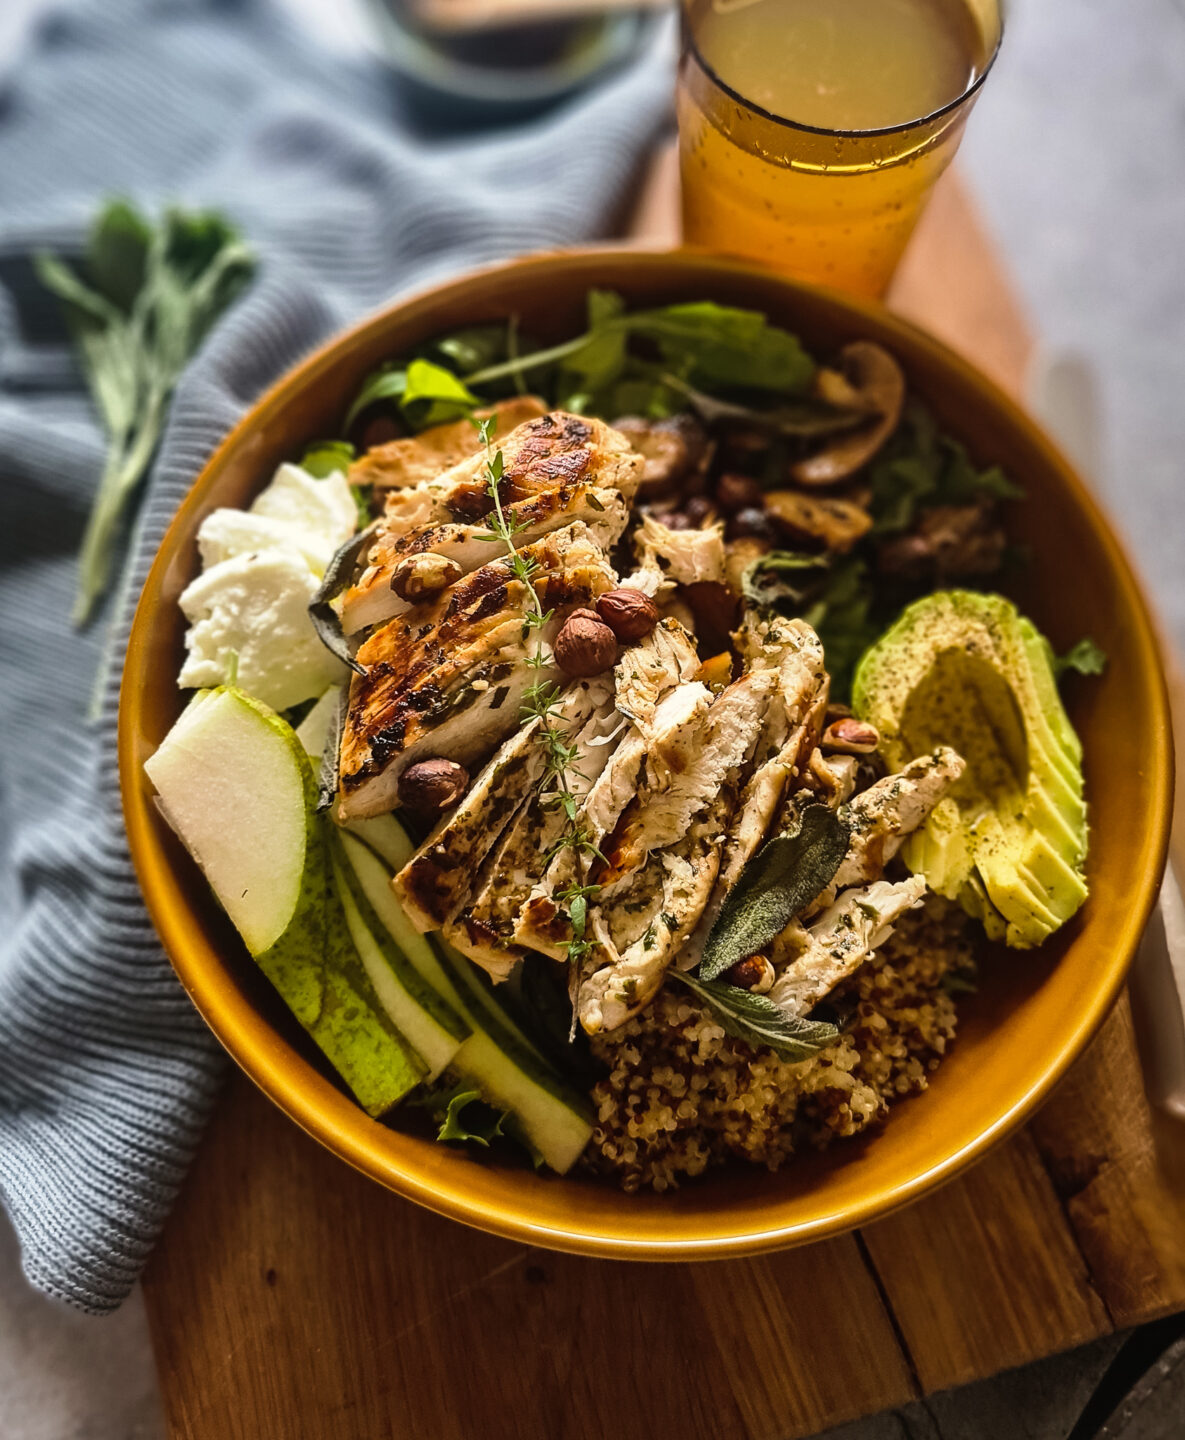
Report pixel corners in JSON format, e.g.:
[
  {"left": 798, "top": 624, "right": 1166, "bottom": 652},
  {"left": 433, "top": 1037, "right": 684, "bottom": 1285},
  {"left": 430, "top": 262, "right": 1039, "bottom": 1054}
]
[{"left": 119, "top": 250, "right": 1173, "bottom": 1258}]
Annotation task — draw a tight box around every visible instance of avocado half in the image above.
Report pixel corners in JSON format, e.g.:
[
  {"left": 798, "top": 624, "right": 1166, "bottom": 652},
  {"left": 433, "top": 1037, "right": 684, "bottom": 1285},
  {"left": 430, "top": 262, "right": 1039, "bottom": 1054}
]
[{"left": 852, "top": 591, "right": 1088, "bottom": 948}]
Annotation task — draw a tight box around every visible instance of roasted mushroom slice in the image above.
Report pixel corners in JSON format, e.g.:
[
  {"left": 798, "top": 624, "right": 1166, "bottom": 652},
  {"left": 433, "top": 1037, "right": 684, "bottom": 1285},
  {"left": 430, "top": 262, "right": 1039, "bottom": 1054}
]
[
  {"left": 763, "top": 489, "right": 873, "bottom": 554},
  {"left": 791, "top": 342, "right": 906, "bottom": 486},
  {"left": 611, "top": 413, "right": 711, "bottom": 498}
]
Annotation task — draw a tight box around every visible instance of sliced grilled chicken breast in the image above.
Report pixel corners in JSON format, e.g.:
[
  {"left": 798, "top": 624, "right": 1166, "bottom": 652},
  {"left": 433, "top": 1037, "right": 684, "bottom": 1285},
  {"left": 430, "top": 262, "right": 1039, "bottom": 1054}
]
[
  {"left": 349, "top": 397, "right": 548, "bottom": 491},
  {"left": 819, "top": 746, "right": 965, "bottom": 905},
  {"left": 578, "top": 794, "right": 732, "bottom": 1034},
  {"left": 337, "top": 525, "right": 615, "bottom": 819},
  {"left": 441, "top": 682, "right": 620, "bottom": 980},
  {"left": 633, "top": 511, "right": 727, "bottom": 586},
  {"left": 342, "top": 412, "right": 641, "bottom": 633},
  {"left": 768, "top": 875, "right": 927, "bottom": 1016},
  {"left": 393, "top": 676, "right": 614, "bottom": 938}
]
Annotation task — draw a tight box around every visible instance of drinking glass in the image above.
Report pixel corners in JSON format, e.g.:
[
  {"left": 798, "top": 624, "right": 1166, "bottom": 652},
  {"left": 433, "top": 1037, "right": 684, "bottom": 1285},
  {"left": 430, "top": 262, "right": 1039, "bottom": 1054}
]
[{"left": 677, "top": 0, "right": 1004, "bottom": 298}]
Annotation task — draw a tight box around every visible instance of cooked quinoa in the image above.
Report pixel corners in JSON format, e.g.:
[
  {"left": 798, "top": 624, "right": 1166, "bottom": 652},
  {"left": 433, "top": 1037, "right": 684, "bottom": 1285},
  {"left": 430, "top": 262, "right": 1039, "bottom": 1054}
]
[{"left": 583, "top": 894, "right": 975, "bottom": 1192}]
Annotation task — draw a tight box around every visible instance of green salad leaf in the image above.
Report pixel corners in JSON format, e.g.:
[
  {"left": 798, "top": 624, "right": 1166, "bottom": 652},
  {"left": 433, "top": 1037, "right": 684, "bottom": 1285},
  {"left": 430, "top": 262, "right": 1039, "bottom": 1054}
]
[
  {"left": 1053, "top": 636, "right": 1107, "bottom": 678},
  {"left": 671, "top": 971, "right": 839, "bottom": 1061},
  {"left": 700, "top": 804, "right": 850, "bottom": 981},
  {"left": 300, "top": 440, "right": 355, "bottom": 478},
  {"left": 345, "top": 358, "right": 479, "bottom": 432},
  {"left": 307, "top": 524, "right": 377, "bottom": 675},
  {"left": 435, "top": 1087, "right": 509, "bottom": 1147},
  {"left": 869, "top": 402, "right": 1024, "bottom": 536},
  {"left": 37, "top": 200, "right": 254, "bottom": 623}
]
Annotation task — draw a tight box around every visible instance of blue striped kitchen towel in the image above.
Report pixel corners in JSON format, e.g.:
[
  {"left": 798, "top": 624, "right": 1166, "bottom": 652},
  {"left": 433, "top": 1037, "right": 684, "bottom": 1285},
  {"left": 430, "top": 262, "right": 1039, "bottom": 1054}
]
[{"left": 0, "top": 0, "right": 672, "bottom": 1313}]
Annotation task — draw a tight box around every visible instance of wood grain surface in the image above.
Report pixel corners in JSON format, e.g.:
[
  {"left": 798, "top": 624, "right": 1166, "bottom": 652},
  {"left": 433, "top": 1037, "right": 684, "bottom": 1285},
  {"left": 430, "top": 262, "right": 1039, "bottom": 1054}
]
[{"left": 141, "top": 165, "right": 1185, "bottom": 1440}]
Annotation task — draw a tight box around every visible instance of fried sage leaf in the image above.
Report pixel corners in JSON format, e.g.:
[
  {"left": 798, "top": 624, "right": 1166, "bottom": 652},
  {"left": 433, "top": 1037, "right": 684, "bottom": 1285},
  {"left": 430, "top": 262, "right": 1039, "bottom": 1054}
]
[
  {"left": 671, "top": 971, "right": 839, "bottom": 1062},
  {"left": 307, "top": 522, "right": 377, "bottom": 675},
  {"left": 700, "top": 803, "right": 850, "bottom": 982},
  {"left": 315, "top": 685, "right": 350, "bottom": 814}
]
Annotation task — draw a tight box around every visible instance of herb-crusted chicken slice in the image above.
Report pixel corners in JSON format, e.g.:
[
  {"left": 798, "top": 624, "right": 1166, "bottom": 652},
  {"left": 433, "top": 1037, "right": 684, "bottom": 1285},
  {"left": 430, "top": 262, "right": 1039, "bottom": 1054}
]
[
  {"left": 768, "top": 875, "right": 927, "bottom": 1016},
  {"left": 342, "top": 412, "right": 641, "bottom": 632},
  {"left": 578, "top": 794, "right": 732, "bottom": 1034},
  {"left": 633, "top": 511, "right": 727, "bottom": 586},
  {"left": 337, "top": 525, "right": 615, "bottom": 818},
  {"left": 612, "top": 617, "right": 701, "bottom": 741},
  {"left": 822, "top": 746, "right": 966, "bottom": 903},
  {"left": 679, "top": 621, "right": 829, "bottom": 969},
  {"left": 393, "top": 676, "right": 614, "bottom": 937},
  {"left": 349, "top": 397, "right": 548, "bottom": 491},
  {"left": 441, "top": 681, "right": 620, "bottom": 980}
]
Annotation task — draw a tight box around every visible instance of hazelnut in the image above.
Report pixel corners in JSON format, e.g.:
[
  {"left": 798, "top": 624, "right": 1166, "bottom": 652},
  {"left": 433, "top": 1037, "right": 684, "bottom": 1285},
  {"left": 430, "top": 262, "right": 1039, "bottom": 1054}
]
[
  {"left": 398, "top": 758, "right": 469, "bottom": 811},
  {"left": 821, "top": 717, "right": 880, "bottom": 755},
  {"left": 726, "top": 507, "right": 778, "bottom": 543},
  {"left": 683, "top": 495, "right": 717, "bottom": 527},
  {"left": 391, "top": 551, "right": 463, "bottom": 603},
  {"left": 554, "top": 612, "right": 617, "bottom": 677},
  {"left": 596, "top": 588, "right": 659, "bottom": 643},
  {"left": 725, "top": 954, "right": 775, "bottom": 994},
  {"left": 714, "top": 473, "right": 764, "bottom": 514}
]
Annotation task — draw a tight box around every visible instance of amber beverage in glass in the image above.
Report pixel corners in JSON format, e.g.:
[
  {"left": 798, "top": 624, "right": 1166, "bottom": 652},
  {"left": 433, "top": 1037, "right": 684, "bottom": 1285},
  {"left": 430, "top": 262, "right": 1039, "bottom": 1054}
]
[{"left": 677, "top": 0, "right": 1003, "bottom": 298}]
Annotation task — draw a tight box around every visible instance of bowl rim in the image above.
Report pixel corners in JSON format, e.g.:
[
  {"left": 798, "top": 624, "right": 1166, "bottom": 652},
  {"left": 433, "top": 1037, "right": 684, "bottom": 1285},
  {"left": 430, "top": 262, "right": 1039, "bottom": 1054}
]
[{"left": 118, "top": 246, "right": 1174, "bottom": 1259}]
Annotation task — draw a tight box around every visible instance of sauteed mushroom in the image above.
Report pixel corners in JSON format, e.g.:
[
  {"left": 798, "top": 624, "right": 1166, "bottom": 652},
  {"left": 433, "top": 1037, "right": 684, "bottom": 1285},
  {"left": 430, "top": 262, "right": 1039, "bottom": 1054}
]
[{"left": 791, "top": 341, "right": 905, "bottom": 486}]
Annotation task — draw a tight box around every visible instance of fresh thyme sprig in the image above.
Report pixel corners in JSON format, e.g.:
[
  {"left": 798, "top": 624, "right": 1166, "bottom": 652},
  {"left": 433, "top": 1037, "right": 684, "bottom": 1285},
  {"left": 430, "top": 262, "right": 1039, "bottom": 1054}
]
[{"left": 475, "top": 417, "right": 602, "bottom": 1029}]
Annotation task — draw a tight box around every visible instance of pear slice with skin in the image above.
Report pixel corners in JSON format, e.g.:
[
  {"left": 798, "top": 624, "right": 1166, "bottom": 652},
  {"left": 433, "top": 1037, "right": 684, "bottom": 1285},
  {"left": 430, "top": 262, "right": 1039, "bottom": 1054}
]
[{"left": 145, "top": 686, "right": 425, "bottom": 1116}]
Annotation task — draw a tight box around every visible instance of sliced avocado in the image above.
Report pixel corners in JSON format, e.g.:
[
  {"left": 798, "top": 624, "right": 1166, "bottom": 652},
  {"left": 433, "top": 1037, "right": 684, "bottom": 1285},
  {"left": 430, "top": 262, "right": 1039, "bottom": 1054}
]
[{"left": 852, "top": 590, "right": 1088, "bottom": 948}]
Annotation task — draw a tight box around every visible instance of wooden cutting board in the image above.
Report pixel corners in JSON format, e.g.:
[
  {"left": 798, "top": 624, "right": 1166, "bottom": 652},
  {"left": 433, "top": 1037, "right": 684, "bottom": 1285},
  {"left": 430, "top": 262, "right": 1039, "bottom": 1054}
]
[{"left": 141, "top": 164, "right": 1185, "bottom": 1440}]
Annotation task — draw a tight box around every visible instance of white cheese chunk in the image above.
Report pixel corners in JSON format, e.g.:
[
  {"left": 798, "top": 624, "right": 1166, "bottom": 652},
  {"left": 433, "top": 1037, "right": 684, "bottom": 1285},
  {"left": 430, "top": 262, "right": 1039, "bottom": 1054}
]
[
  {"left": 197, "top": 509, "right": 336, "bottom": 574},
  {"left": 249, "top": 463, "right": 356, "bottom": 548},
  {"left": 178, "top": 549, "right": 346, "bottom": 712}
]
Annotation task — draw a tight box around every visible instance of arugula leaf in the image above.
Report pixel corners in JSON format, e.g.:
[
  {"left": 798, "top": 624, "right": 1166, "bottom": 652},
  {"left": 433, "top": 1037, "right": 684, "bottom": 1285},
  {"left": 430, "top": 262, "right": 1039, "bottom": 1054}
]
[
  {"left": 700, "top": 804, "right": 850, "bottom": 981},
  {"left": 869, "top": 402, "right": 1023, "bottom": 536},
  {"left": 556, "top": 289, "right": 628, "bottom": 404},
  {"left": 307, "top": 524, "right": 377, "bottom": 675},
  {"left": 37, "top": 201, "right": 254, "bottom": 622},
  {"left": 344, "top": 365, "right": 407, "bottom": 429},
  {"left": 662, "top": 372, "right": 866, "bottom": 439},
  {"left": 1053, "top": 636, "right": 1107, "bottom": 678},
  {"left": 671, "top": 971, "right": 839, "bottom": 1061},
  {"left": 401, "top": 358, "right": 478, "bottom": 427},
  {"left": 741, "top": 550, "right": 827, "bottom": 609},
  {"left": 300, "top": 440, "right": 355, "bottom": 479},
  {"left": 344, "top": 357, "right": 479, "bottom": 432},
  {"left": 435, "top": 1087, "right": 509, "bottom": 1147},
  {"left": 628, "top": 301, "right": 815, "bottom": 395}
]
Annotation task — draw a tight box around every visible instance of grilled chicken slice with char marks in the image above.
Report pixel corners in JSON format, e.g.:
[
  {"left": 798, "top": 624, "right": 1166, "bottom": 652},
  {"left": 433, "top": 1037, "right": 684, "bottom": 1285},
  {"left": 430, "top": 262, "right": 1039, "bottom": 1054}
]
[
  {"left": 440, "top": 681, "right": 620, "bottom": 980},
  {"left": 342, "top": 412, "right": 640, "bottom": 633},
  {"left": 337, "top": 524, "right": 615, "bottom": 819},
  {"left": 768, "top": 875, "right": 927, "bottom": 1016},
  {"left": 349, "top": 397, "right": 547, "bottom": 491}
]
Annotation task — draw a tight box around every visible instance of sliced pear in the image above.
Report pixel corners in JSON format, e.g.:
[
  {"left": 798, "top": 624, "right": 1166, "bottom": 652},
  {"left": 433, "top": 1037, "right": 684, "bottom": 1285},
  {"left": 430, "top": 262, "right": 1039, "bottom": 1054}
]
[{"left": 145, "top": 687, "right": 424, "bottom": 1115}]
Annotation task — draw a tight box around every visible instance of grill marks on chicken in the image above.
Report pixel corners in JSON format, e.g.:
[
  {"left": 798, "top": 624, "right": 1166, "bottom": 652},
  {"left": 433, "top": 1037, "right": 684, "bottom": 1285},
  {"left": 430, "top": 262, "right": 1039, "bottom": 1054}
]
[
  {"left": 342, "top": 412, "right": 641, "bottom": 633},
  {"left": 338, "top": 524, "right": 615, "bottom": 818},
  {"left": 349, "top": 398, "right": 548, "bottom": 492},
  {"left": 337, "top": 406, "right": 963, "bottom": 1045}
]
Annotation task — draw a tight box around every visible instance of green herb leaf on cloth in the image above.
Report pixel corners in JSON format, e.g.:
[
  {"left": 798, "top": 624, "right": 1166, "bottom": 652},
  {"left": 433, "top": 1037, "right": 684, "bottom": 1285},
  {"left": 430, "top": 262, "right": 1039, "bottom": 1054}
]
[
  {"left": 36, "top": 200, "right": 254, "bottom": 623},
  {"left": 700, "top": 804, "right": 850, "bottom": 981},
  {"left": 671, "top": 971, "right": 839, "bottom": 1062}
]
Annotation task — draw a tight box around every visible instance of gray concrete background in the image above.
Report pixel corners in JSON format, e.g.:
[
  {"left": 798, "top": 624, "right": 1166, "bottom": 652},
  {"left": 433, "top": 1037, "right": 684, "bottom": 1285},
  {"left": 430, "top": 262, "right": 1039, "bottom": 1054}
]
[{"left": 1, "top": 0, "right": 1182, "bottom": 1437}]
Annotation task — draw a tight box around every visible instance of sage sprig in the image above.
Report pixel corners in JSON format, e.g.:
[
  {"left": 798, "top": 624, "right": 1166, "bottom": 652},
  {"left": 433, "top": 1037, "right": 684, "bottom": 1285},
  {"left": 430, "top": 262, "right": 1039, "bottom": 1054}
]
[
  {"left": 671, "top": 971, "right": 839, "bottom": 1062},
  {"left": 307, "top": 523, "right": 378, "bottom": 675},
  {"left": 700, "top": 804, "right": 850, "bottom": 981},
  {"left": 36, "top": 201, "right": 254, "bottom": 623}
]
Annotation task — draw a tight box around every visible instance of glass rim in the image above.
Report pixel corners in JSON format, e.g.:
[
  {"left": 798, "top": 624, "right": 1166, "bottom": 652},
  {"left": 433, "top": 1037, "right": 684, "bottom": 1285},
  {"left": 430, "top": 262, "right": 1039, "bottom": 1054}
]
[{"left": 683, "top": 7, "right": 1005, "bottom": 141}]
